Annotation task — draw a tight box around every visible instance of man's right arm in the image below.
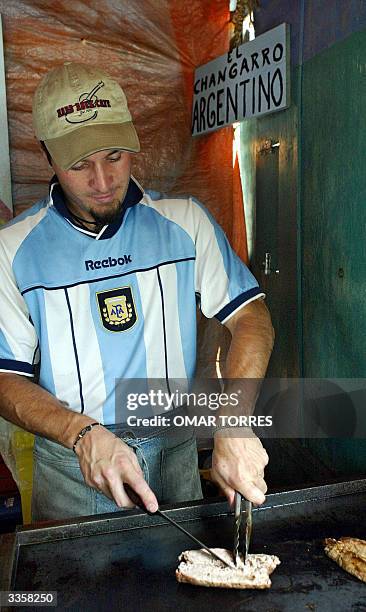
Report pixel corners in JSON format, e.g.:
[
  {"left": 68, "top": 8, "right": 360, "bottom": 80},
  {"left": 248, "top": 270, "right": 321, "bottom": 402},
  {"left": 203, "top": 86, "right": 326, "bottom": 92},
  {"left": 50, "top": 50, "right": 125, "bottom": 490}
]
[{"left": 0, "top": 373, "right": 158, "bottom": 512}]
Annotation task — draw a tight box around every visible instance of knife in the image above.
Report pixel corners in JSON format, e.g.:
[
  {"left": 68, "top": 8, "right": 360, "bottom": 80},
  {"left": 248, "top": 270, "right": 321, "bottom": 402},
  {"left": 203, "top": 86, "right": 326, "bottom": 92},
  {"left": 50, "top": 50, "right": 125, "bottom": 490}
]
[
  {"left": 124, "top": 483, "right": 235, "bottom": 569},
  {"left": 233, "top": 491, "right": 252, "bottom": 565}
]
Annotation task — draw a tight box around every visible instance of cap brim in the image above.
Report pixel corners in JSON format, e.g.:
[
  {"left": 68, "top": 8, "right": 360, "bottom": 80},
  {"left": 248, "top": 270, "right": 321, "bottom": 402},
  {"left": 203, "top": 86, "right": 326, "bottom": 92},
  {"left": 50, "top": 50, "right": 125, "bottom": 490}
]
[{"left": 44, "top": 122, "right": 140, "bottom": 170}]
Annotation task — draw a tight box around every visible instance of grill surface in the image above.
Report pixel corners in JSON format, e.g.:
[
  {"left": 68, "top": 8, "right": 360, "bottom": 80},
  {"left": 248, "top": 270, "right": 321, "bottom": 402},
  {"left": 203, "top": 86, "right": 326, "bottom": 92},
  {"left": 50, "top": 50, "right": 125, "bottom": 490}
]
[{"left": 4, "top": 480, "right": 366, "bottom": 611}]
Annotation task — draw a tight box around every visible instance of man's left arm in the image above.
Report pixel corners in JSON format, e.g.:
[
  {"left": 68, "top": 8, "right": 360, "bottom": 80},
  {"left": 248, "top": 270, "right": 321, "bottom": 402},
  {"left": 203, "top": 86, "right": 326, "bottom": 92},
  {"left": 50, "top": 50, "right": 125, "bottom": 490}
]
[{"left": 211, "top": 298, "right": 274, "bottom": 506}]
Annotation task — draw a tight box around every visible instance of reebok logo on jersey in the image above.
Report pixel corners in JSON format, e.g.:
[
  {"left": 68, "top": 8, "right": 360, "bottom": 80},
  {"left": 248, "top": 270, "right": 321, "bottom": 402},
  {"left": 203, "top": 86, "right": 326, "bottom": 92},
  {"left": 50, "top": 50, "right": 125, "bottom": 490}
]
[
  {"left": 96, "top": 287, "right": 137, "bottom": 332},
  {"left": 85, "top": 255, "right": 132, "bottom": 271}
]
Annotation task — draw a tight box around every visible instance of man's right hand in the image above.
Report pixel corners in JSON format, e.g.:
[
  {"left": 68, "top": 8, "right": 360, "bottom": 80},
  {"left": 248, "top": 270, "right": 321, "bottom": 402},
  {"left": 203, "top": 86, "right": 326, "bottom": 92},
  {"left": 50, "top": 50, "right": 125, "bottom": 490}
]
[{"left": 74, "top": 425, "right": 158, "bottom": 512}]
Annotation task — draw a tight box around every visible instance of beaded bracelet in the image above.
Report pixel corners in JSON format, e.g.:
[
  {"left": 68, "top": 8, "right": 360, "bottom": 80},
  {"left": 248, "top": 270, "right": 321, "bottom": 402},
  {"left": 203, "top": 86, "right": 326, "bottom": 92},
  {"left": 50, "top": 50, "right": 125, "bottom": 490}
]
[{"left": 72, "top": 422, "right": 100, "bottom": 453}]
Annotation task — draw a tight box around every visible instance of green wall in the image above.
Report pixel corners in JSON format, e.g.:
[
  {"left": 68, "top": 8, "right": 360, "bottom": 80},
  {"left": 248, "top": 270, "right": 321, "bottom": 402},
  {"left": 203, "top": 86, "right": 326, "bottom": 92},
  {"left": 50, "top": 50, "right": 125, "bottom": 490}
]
[
  {"left": 302, "top": 30, "right": 366, "bottom": 378},
  {"left": 301, "top": 29, "right": 366, "bottom": 472}
]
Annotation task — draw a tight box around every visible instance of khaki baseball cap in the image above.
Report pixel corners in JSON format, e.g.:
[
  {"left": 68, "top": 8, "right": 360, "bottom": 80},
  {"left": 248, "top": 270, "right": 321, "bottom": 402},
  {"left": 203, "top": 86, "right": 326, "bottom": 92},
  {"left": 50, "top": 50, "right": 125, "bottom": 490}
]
[{"left": 32, "top": 62, "right": 140, "bottom": 170}]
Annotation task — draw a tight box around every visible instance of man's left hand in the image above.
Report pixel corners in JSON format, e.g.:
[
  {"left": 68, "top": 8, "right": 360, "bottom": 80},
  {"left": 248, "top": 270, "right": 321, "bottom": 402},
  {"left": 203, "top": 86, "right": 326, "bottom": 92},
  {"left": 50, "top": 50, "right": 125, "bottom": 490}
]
[{"left": 211, "top": 428, "right": 269, "bottom": 506}]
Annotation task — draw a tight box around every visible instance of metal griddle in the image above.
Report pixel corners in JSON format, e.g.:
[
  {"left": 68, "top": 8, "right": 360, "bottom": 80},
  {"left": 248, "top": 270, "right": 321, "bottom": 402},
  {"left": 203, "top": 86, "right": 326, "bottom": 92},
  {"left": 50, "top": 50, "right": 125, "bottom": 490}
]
[{"left": 1, "top": 479, "right": 366, "bottom": 611}]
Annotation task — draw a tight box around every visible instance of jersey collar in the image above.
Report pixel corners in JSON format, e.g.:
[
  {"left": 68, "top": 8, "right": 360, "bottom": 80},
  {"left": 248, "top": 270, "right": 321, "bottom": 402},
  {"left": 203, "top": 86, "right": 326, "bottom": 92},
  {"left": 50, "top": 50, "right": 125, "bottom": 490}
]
[{"left": 48, "top": 175, "right": 144, "bottom": 240}]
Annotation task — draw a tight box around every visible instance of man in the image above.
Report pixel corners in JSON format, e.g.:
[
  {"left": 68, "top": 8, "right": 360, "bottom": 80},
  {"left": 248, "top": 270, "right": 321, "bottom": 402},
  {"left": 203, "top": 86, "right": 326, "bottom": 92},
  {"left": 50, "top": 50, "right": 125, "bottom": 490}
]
[{"left": 0, "top": 62, "right": 273, "bottom": 521}]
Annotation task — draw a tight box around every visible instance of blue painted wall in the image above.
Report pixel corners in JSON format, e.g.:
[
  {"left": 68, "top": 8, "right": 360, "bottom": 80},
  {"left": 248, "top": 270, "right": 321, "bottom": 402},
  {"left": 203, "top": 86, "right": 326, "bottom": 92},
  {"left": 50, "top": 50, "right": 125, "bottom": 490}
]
[{"left": 255, "top": 0, "right": 366, "bottom": 63}]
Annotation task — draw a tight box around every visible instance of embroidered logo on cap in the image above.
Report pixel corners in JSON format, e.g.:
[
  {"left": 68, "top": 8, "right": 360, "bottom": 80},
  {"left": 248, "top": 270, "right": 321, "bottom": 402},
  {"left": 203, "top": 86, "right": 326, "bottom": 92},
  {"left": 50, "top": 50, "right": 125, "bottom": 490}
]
[
  {"left": 56, "top": 81, "right": 111, "bottom": 124},
  {"left": 96, "top": 287, "right": 137, "bottom": 332}
]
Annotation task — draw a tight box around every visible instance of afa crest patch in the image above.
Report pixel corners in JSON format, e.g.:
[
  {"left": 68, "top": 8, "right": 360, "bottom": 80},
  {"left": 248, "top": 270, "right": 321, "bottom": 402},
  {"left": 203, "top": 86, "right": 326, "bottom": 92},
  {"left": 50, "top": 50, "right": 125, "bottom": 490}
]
[{"left": 96, "top": 287, "right": 137, "bottom": 332}]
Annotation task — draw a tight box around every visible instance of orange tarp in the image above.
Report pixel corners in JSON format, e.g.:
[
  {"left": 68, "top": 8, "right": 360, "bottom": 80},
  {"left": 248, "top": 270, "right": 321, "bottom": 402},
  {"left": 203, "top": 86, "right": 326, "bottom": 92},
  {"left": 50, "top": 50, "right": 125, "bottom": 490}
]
[{"left": 0, "top": 0, "right": 247, "bottom": 261}]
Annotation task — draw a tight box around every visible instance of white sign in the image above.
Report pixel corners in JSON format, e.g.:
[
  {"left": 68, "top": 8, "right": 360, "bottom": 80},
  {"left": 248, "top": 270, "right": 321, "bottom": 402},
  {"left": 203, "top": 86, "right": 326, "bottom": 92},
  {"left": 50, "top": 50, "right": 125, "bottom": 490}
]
[{"left": 192, "top": 23, "right": 290, "bottom": 136}]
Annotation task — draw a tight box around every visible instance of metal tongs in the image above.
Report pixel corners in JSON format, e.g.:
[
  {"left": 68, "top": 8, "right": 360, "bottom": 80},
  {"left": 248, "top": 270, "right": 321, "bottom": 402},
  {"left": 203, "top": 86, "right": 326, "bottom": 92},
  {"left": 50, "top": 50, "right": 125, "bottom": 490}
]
[{"left": 233, "top": 490, "right": 252, "bottom": 566}]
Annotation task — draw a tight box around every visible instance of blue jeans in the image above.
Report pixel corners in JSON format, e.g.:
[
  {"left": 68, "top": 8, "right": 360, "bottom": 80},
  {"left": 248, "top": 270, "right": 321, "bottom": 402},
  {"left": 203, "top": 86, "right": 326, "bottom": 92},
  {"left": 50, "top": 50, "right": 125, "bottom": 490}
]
[{"left": 31, "top": 420, "right": 202, "bottom": 521}]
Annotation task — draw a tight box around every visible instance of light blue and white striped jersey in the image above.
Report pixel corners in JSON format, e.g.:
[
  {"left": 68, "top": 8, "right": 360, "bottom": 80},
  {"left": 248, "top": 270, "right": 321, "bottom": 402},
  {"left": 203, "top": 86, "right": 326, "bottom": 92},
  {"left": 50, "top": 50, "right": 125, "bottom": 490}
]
[{"left": 0, "top": 176, "right": 264, "bottom": 424}]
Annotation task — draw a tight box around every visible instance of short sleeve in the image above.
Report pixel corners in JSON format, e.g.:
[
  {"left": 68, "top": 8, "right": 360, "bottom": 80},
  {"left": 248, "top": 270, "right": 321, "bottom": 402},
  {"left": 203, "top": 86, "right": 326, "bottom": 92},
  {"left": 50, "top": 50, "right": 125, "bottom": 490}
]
[
  {"left": 193, "top": 199, "right": 265, "bottom": 323},
  {"left": 0, "top": 240, "right": 38, "bottom": 376}
]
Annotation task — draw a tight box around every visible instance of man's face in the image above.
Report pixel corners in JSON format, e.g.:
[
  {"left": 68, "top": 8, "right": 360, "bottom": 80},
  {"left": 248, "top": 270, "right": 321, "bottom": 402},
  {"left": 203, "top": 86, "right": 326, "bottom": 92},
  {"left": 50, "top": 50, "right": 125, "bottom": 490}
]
[{"left": 52, "top": 149, "right": 132, "bottom": 228}]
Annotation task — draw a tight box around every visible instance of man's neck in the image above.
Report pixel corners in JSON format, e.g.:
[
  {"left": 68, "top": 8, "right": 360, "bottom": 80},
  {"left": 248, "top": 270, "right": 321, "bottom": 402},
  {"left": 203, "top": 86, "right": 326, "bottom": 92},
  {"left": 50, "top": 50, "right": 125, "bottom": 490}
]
[{"left": 65, "top": 203, "right": 100, "bottom": 234}]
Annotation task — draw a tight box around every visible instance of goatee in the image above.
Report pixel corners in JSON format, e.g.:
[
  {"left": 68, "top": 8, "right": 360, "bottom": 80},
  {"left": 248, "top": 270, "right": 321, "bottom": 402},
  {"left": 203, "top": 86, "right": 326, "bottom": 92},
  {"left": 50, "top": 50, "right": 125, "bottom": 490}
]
[{"left": 90, "top": 202, "right": 124, "bottom": 233}]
